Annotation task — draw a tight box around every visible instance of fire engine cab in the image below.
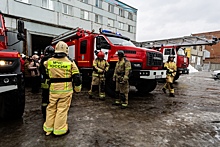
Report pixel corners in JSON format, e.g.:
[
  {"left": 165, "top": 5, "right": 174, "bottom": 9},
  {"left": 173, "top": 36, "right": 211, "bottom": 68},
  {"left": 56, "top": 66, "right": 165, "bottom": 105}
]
[
  {"left": 52, "top": 28, "right": 167, "bottom": 96},
  {"left": 0, "top": 10, "right": 25, "bottom": 119},
  {"left": 134, "top": 36, "right": 219, "bottom": 81}
]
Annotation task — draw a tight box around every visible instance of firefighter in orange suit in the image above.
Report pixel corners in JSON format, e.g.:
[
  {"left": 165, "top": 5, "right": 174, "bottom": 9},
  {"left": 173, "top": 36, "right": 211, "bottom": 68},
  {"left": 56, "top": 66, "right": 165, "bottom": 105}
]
[
  {"left": 113, "top": 50, "right": 131, "bottom": 108},
  {"left": 88, "top": 51, "right": 109, "bottom": 100},
  {"left": 43, "top": 41, "right": 82, "bottom": 136},
  {"left": 162, "top": 55, "right": 177, "bottom": 97}
]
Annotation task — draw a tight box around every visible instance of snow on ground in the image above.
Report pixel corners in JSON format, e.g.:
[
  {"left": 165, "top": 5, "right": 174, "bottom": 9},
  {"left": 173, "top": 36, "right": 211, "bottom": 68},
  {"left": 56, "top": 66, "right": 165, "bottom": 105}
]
[{"left": 188, "top": 64, "right": 199, "bottom": 73}]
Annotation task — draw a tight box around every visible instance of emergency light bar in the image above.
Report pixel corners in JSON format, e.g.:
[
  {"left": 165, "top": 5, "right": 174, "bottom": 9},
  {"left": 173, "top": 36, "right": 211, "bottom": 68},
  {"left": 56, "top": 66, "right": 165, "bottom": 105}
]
[{"left": 102, "top": 30, "right": 122, "bottom": 36}]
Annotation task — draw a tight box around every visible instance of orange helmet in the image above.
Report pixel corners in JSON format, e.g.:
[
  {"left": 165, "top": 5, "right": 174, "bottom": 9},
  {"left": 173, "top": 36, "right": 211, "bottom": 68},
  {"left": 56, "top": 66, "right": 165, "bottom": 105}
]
[{"left": 97, "top": 51, "right": 105, "bottom": 59}]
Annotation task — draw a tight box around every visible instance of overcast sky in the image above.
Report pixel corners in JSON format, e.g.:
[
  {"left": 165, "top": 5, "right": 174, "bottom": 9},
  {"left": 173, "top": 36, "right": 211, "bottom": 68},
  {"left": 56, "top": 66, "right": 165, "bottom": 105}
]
[{"left": 123, "top": 0, "right": 220, "bottom": 41}]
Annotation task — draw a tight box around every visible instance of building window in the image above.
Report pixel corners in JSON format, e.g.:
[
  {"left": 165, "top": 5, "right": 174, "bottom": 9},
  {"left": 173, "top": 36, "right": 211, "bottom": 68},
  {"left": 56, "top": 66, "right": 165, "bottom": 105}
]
[
  {"left": 80, "top": 10, "right": 89, "bottom": 20},
  {"left": 17, "top": 0, "right": 29, "bottom": 3},
  {"left": 119, "top": 8, "right": 124, "bottom": 17},
  {"left": 95, "top": 0, "right": 102, "bottom": 8},
  {"left": 128, "top": 12, "right": 133, "bottom": 20},
  {"left": 42, "top": 0, "right": 54, "bottom": 10},
  {"left": 128, "top": 25, "right": 134, "bottom": 33},
  {"left": 80, "top": 0, "right": 89, "bottom": 3},
  {"left": 118, "top": 22, "right": 124, "bottom": 30},
  {"left": 63, "top": 4, "right": 73, "bottom": 15},
  {"left": 108, "top": 18, "right": 114, "bottom": 27},
  {"left": 95, "top": 14, "right": 103, "bottom": 24},
  {"left": 108, "top": 4, "right": 114, "bottom": 13}
]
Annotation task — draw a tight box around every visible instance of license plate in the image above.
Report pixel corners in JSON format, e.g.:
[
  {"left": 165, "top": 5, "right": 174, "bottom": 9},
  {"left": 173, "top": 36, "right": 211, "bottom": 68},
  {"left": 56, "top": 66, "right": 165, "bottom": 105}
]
[{"left": 155, "top": 75, "right": 162, "bottom": 79}]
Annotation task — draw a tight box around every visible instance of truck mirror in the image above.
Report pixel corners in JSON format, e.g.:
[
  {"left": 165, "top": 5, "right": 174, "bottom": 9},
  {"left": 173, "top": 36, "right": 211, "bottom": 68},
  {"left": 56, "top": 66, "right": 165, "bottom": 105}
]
[
  {"left": 17, "top": 33, "right": 25, "bottom": 41},
  {"left": 18, "top": 20, "right": 24, "bottom": 33}
]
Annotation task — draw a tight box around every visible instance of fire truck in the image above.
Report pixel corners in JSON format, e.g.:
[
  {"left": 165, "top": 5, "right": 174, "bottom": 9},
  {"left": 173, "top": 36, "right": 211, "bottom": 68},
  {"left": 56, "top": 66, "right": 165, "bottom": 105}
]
[
  {"left": 0, "top": 11, "right": 25, "bottom": 119},
  {"left": 51, "top": 28, "right": 166, "bottom": 96},
  {"left": 133, "top": 36, "right": 219, "bottom": 81}
]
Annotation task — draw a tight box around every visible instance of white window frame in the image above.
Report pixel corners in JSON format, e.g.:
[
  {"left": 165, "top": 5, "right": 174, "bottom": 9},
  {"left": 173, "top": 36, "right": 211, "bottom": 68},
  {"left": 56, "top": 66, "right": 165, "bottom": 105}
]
[
  {"left": 108, "top": 4, "right": 114, "bottom": 13},
  {"left": 95, "top": 0, "right": 103, "bottom": 8},
  {"left": 119, "top": 8, "right": 124, "bottom": 17},
  {"left": 42, "top": 0, "right": 54, "bottom": 10},
  {"left": 80, "top": 10, "right": 89, "bottom": 20},
  {"left": 63, "top": 3, "right": 73, "bottom": 15},
  {"left": 95, "top": 14, "right": 103, "bottom": 24},
  {"left": 108, "top": 18, "right": 114, "bottom": 27},
  {"left": 128, "top": 12, "right": 133, "bottom": 20},
  {"left": 118, "top": 22, "right": 124, "bottom": 30},
  {"left": 128, "top": 25, "right": 134, "bottom": 33}
]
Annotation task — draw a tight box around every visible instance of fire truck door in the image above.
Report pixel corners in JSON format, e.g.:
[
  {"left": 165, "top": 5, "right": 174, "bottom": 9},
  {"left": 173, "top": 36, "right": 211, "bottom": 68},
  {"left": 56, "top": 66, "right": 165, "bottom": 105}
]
[
  {"left": 94, "top": 36, "right": 110, "bottom": 60},
  {"left": 77, "top": 37, "right": 92, "bottom": 67}
]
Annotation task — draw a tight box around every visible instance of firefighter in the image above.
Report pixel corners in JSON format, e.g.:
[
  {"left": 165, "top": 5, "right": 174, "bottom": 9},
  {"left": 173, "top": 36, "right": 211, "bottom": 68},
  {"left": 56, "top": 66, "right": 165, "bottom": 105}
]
[
  {"left": 162, "top": 55, "right": 177, "bottom": 97},
  {"left": 88, "top": 51, "right": 110, "bottom": 100},
  {"left": 112, "top": 50, "right": 131, "bottom": 109},
  {"left": 39, "top": 46, "right": 55, "bottom": 119},
  {"left": 43, "top": 41, "right": 82, "bottom": 136}
]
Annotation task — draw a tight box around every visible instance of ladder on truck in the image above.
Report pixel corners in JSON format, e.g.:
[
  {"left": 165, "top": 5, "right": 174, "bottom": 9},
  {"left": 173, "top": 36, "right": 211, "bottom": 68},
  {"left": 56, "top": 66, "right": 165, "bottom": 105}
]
[
  {"left": 135, "top": 35, "right": 219, "bottom": 48},
  {"left": 52, "top": 27, "right": 85, "bottom": 45}
]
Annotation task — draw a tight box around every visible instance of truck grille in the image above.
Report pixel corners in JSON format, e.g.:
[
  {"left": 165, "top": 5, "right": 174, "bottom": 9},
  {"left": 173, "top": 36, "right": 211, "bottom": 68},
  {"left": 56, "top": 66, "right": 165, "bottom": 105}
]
[{"left": 147, "top": 52, "right": 163, "bottom": 66}]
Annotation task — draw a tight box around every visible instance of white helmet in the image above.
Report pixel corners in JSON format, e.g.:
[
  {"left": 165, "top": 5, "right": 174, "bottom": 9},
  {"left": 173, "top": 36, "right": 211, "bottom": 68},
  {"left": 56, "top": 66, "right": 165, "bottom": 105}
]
[{"left": 55, "top": 41, "right": 69, "bottom": 54}]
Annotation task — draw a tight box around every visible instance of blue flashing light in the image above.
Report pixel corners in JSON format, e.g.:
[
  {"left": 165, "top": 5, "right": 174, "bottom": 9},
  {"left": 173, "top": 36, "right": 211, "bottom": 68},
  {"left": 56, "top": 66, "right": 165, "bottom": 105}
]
[
  {"left": 116, "top": 32, "right": 122, "bottom": 36},
  {"left": 102, "top": 30, "right": 122, "bottom": 36},
  {"left": 102, "top": 30, "right": 113, "bottom": 33}
]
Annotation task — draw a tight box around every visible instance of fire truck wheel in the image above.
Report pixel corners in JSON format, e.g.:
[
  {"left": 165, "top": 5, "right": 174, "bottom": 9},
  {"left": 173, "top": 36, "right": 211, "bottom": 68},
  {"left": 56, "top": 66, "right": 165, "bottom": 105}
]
[
  {"left": 0, "top": 80, "right": 25, "bottom": 119},
  {"left": 105, "top": 69, "right": 116, "bottom": 98},
  {"left": 136, "top": 80, "right": 157, "bottom": 94}
]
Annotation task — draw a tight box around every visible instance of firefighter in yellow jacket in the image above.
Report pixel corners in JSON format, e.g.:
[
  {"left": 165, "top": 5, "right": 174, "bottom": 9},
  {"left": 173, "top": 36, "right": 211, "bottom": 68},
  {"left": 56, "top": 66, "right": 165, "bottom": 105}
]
[
  {"left": 88, "top": 51, "right": 109, "bottom": 100},
  {"left": 162, "top": 55, "right": 177, "bottom": 97},
  {"left": 43, "top": 41, "right": 82, "bottom": 136},
  {"left": 113, "top": 50, "right": 131, "bottom": 108}
]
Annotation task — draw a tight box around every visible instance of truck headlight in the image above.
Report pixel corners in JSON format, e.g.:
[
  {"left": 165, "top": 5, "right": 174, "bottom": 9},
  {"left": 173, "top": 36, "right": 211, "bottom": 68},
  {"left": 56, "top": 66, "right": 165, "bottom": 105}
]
[{"left": 0, "top": 60, "right": 13, "bottom": 66}]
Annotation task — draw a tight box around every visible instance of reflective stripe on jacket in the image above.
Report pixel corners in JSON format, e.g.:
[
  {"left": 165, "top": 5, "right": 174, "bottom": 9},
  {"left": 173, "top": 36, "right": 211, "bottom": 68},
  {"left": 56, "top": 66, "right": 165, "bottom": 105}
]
[
  {"left": 44, "top": 57, "right": 80, "bottom": 96},
  {"left": 92, "top": 58, "right": 109, "bottom": 77}
]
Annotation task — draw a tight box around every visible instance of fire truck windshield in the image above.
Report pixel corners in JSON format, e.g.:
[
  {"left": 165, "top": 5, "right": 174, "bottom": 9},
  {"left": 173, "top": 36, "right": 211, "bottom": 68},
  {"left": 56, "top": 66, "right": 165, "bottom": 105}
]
[
  {"left": 0, "top": 20, "right": 2, "bottom": 28},
  {"left": 177, "top": 48, "right": 185, "bottom": 56},
  {"left": 107, "top": 36, "right": 136, "bottom": 47}
]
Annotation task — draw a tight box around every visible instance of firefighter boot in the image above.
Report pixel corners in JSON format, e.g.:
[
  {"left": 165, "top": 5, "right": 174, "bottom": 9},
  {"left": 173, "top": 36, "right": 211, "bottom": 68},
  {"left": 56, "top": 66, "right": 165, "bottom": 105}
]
[
  {"left": 112, "top": 91, "right": 120, "bottom": 106},
  {"left": 162, "top": 88, "right": 166, "bottom": 94},
  {"left": 169, "top": 93, "right": 175, "bottom": 97},
  {"left": 121, "top": 103, "right": 128, "bottom": 109}
]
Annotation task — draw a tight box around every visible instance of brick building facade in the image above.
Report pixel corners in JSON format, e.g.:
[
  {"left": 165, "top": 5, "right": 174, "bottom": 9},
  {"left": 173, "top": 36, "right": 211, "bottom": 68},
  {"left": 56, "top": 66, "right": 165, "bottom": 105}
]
[{"left": 192, "top": 31, "right": 220, "bottom": 64}]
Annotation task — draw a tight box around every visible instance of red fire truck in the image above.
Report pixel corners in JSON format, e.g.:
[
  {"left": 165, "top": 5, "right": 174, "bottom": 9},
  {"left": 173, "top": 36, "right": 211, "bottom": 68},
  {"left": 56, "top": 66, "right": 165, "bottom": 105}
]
[
  {"left": 51, "top": 28, "right": 167, "bottom": 96},
  {"left": 134, "top": 36, "right": 219, "bottom": 81},
  {"left": 0, "top": 11, "right": 25, "bottom": 119}
]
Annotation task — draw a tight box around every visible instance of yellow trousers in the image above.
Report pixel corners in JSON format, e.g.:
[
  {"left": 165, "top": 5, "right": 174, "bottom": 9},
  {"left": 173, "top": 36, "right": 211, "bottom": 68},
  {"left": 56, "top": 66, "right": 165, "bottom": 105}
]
[{"left": 43, "top": 93, "right": 72, "bottom": 135}]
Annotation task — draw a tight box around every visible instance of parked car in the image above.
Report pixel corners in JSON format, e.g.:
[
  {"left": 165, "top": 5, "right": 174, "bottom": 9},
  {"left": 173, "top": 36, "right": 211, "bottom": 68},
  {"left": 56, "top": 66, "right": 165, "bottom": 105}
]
[{"left": 211, "top": 70, "right": 220, "bottom": 79}]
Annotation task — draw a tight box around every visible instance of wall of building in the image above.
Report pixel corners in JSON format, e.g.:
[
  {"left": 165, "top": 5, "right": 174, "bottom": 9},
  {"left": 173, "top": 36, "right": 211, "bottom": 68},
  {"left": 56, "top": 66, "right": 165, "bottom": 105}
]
[{"left": 0, "top": 0, "right": 138, "bottom": 55}]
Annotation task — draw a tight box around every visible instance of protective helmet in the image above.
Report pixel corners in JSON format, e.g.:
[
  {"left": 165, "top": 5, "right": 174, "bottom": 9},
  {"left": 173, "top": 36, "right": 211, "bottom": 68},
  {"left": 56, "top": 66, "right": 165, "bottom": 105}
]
[
  {"left": 117, "top": 50, "right": 125, "bottom": 57},
  {"left": 44, "top": 46, "right": 55, "bottom": 56},
  {"left": 55, "top": 41, "right": 69, "bottom": 54},
  {"left": 97, "top": 51, "right": 105, "bottom": 59}
]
